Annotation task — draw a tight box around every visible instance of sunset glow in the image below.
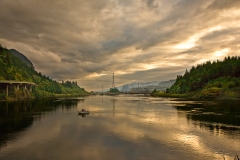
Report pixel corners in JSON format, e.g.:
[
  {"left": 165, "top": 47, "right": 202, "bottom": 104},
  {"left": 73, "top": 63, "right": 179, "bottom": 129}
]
[{"left": 0, "top": 0, "right": 240, "bottom": 90}]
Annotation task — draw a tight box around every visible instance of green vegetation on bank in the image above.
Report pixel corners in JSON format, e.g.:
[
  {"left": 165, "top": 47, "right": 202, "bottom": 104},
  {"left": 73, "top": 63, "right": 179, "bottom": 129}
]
[
  {"left": 152, "top": 56, "right": 240, "bottom": 99},
  {"left": 110, "top": 87, "right": 120, "bottom": 93},
  {"left": 151, "top": 89, "right": 188, "bottom": 98},
  {"left": 0, "top": 45, "right": 88, "bottom": 99}
]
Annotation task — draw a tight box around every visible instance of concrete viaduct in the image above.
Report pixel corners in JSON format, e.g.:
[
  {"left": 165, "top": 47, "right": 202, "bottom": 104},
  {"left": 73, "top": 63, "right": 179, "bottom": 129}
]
[{"left": 0, "top": 80, "right": 36, "bottom": 97}]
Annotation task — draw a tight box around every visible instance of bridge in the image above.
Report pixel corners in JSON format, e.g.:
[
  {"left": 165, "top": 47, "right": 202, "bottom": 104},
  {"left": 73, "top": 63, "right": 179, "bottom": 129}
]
[
  {"left": 0, "top": 80, "right": 36, "bottom": 97},
  {"left": 121, "top": 91, "right": 151, "bottom": 95},
  {"left": 125, "top": 92, "right": 151, "bottom": 94}
]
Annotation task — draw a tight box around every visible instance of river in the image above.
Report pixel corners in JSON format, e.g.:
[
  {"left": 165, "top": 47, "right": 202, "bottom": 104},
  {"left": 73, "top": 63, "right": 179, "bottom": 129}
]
[{"left": 0, "top": 95, "right": 240, "bottom": 160}]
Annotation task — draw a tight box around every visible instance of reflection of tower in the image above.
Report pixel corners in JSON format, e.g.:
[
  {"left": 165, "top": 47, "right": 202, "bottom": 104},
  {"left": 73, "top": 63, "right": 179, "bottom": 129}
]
[
  {"left": 111, "top": 98, "right": 116, "bottom": 117},
  {"left": 113, "top": 99, "right": 115, "bottom": 117},
  {"left": 112, "top": 73, "right": 115, "bottom": 88}
]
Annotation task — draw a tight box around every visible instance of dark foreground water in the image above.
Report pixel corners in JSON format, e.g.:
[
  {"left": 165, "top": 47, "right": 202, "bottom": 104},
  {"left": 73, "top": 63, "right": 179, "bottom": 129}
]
[{"left": 0, "top": 95, "right": 240, "bottom": 160}]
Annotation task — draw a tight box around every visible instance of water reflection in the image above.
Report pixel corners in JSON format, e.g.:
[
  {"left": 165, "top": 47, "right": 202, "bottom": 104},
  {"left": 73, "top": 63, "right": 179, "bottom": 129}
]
[
  {"left": 0, "top": 98, "right": 84, "bottom": 147},
  {"left": 173, "top": 101, "right": 240, "bottom": 137},
  {"left": 0, "top": 96, "right": 240, "bottom": 160},
  {"left": 77, "top": 112, "right": 90, "bottom": 117},
  {"left": 110, "top": 98, "right": 117, "bottom": 117}
]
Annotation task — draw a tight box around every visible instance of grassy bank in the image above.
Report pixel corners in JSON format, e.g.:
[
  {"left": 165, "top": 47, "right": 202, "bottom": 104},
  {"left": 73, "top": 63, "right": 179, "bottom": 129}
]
[
  {"left": 151, "top": 92, "right": 188, "bottom": 98},
  {"left": 151, "top": 87, "right": 240, "bottom": 100}
]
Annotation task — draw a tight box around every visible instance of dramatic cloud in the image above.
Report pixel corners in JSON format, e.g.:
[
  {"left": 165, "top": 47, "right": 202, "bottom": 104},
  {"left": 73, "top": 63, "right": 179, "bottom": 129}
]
[{"left": 0, "top": 0, "right": 240, "bottom": 91}]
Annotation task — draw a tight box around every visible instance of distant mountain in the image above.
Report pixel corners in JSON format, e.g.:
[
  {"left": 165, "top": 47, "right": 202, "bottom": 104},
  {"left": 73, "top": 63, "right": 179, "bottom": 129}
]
[
  {"left": 9, "top": 49, "right": 34, "bottom": 69},
  {"left": 122, "top": 81, "right": 159, "bottom": 89},
  {"left": 121, "top": 84, "right": 130, "bottom": 92},
  {"left": 95, "top": 80, "right": 176, "bottom": 92},
  {"left": 158, "top": 79, "right": 175, "bottom": 87}
]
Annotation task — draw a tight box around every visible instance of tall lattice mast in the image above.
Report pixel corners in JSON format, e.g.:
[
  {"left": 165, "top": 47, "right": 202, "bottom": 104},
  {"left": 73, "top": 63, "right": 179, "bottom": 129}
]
[{"left": 112, "top": 73, "right": 115, "bottom": 88}]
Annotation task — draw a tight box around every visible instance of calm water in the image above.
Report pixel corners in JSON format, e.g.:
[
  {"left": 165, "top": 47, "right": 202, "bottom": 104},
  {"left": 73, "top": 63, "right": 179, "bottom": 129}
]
[{"left": 0, "top": 95, "right": 240, "bottom": 160}]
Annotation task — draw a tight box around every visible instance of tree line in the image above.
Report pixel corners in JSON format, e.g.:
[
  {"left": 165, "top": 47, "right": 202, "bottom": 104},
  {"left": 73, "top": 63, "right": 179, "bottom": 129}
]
[{"left": 168, "top": 56, "right": 240, "bottom": 95}]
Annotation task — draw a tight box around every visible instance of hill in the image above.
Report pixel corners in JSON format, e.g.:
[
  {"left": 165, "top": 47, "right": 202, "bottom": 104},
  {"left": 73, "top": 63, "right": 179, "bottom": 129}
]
[
  {"left": 95, "top": 80, "right": 175, "bottom": 93},
  {"left": 9, "top": 49, "right": 34, "bottom": 69},
  {"left": 158, "top": 79, "right": 175, "bottom": 87},
  {"left": 0, "top": 45, "right": 88, "bottom": 99},
  {"left": 120, "top": 81, "right": 175, "bottom": 92},
  {"left": 152, "top": 56, "right": 240, "bottom": 99}
]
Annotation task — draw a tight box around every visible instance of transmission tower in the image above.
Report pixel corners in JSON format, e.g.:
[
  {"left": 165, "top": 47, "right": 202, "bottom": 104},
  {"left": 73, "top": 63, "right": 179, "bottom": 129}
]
[{"left": 112, "top": 73, "right": 115, "bottom": 88}]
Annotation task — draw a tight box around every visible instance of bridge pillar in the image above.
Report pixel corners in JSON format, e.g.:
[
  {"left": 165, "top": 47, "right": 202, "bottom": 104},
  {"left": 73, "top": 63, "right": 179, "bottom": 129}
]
[
  {"left": 29, "top": 85, "right": 32, "bottom": 92},
  {"left": 17, "top": 85, "right": 19, "bottom": 90}
]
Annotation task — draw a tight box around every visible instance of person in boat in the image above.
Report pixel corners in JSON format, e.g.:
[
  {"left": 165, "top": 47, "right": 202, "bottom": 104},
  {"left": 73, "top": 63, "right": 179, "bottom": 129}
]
[{"left": 82, "top": 108, "right": 85, "bottom": 112}]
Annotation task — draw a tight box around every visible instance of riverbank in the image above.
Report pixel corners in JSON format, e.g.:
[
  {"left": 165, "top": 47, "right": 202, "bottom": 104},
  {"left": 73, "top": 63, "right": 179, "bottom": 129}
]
[
  {"left": 151, "top": 89, "right": 240, "bottom": 101},
  {"left": 0, "top": 93, "right": 89, "bottom": 101},
  {"left": 53, "top": 93, "right": 89, "bottom": 98}
]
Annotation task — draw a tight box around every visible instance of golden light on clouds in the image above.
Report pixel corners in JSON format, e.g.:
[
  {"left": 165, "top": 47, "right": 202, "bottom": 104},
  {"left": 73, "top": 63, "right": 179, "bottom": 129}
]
[
  {"left": 1, "top": 0, "right": 240, "bottom": 90},
  {"left": 85, "top": 73, "right": 107, "bottom": 79},
  {"left": 174, "top": 38, "right": 196, "bottom": 50},
  {"left": 174, "top": 26, "right": 224, "bottom": 50},
  {"left": 143, "top": 64, "right": 157, "bottom": 70},
  {"left": 214, "top": 48, "right": 230, "bottom": 57}
]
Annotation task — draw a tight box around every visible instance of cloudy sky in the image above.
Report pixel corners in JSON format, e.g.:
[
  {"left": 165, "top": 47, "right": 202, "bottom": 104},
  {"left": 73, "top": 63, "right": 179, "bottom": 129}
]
[{"left": 0, "top": 0, "right": 240, "bottom": 91}]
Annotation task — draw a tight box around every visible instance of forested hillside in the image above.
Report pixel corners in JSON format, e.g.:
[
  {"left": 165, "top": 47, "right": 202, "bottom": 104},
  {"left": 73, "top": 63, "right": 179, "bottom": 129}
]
[
  {"left": 166, "top": 56, "right": 240, "bottom": 99},
  {"left": 9, "top": 49, "right": 34, "bottom": 69},
  {"left": 0, "top": 45, "right": 88, "bottom": 99}
]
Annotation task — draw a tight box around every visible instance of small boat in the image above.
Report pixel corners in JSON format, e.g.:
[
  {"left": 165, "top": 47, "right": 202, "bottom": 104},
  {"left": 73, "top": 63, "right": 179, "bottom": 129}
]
[
  {"left": 78, "top": 111, "right": 89, "bottom": 115},
  {"left": 77, "top": 109, "right": 89, "bottom": 116}
]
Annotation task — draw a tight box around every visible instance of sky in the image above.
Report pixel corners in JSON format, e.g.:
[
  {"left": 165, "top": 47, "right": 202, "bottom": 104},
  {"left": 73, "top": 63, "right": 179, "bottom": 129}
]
[{"left": 0, "top": 0, "right": 240, "bottom": 91}]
